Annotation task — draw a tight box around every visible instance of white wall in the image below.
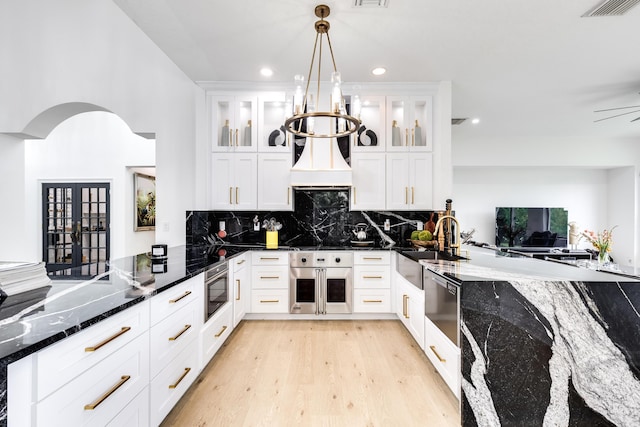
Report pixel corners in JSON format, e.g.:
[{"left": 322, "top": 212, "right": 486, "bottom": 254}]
[
  {"left": 24, "top": 112, "right": 156, "bottom": 260},
  {"left": 0, "top": 0, "right": 201, "bottom": 261},
  {"left": 453, "top": 166, "right": 637, "bottom": 267}
]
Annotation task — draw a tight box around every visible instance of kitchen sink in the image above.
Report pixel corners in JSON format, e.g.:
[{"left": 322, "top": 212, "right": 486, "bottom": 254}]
[{"left": 398, "top": 249, "right": 467, "bottom": 262}]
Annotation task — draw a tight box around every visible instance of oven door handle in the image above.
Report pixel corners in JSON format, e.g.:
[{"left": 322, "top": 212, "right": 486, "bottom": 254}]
[
  {"left": 321, "top": 268, "right": 326, "bottom": 315},
  {"left": 315, "top": 268, "right": 320, "bottom": 315}
]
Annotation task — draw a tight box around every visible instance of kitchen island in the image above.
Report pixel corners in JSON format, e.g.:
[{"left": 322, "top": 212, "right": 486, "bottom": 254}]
[{"left": 422, "top": 247, "right": 640, "bottom": 426}]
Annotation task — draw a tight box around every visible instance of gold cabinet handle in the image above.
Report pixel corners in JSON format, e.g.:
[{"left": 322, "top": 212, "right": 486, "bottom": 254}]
[
  {"left": 363, "top": 257, "right": 382, "bottom": 260},
  {"left": 235, "top": 187, "right": 239, "bottom": 204},
  {"left": 405, "top": 187, "right": 408, "bottom": 204},
  {"left": 215, "top": 325, "right": 228, "bottom": 337},
  {"left": 260, "top": 257, "right": 279, "bottom": 260},
  {"left": 429, "top": 345, "right": 446, "bottom": 363},
  {"left": 353, "top": 187, "right": 357, "bottom": 205},
  {"left": 411, "top": 186, "right": 415, "bottom": 204},
  {"left": 363, "top": 299, "right": 383, "bottom": 303},
  {"left": 85, "top": 326, "right": 131, "bottom": 352},
  {"left": 84, "top": 375, "right": 130, "bottom": 410},
  {"left": 168, "top": 324, "right": 191, "bottom": 341},
  {"left": 287, "top": 187, "right": 291, "bottom": 205},
  {"left": 169, "top": 290, "right": 192, "bottom": 304},
  {"left": 168, "top": 367, "right": 191, "bottom": 389},
  {"left": 229, "top": 187, "right": 233, "bottom": 204},
  {"left": 260, "top": 276, "right": 280, "bottom": 279},
  {"left": 236, "top": 259, "right": 246, "bottom": 265},
  {"left": 403, "top": 295, "right": 409, "bottom": 318},
  {"left": 363, "top": 275, "right": 383, "bottom": 279},
  {"left": 260, "top": 299, "right": 279, "bottom": 303},
  {"left": 236, "top": 279, "right": 241, "bottom": 301}
]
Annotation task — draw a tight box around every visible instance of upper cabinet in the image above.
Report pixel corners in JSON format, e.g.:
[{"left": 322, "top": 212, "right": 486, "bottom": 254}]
[
  {"left": 258, "top": 93, "right": 292, "bottom": 153},
  {"left": 209, "top": 94, "right": 258, "bottom": 152},
  {"left": 211, "top": 153, "right": 257, "bottom": 210},
  {"left": 386, "top": 152, "right": 433, "bottom": 210},
  {"left": 385, "top": 96, "right": 433, "bottom": 152},
  {"left": 351, "top": 95, "right": 386, "bottom": 153}
]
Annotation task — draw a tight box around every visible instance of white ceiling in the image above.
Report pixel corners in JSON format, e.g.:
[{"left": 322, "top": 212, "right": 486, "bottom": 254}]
[{"left": 113, "top": 0, "right": 640, "bottom": 144}]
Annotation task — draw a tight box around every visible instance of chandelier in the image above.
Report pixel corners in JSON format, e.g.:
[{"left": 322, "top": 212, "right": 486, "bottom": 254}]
[{"left": 284, "top": 4, "right": 361, "bottom": 139}]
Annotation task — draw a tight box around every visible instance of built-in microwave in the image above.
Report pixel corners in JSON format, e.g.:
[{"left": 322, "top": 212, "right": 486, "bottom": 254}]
[{"left": 204, "top": 262, "right": 228, "bottom": 322}]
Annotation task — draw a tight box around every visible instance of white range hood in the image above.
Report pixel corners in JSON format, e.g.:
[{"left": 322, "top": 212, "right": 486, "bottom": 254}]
[{"left": 290, "top": 137, "right": 352, "bottom": 188}]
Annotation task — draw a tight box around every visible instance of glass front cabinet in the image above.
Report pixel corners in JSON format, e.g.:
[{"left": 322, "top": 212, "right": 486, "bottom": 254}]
[
  {"left": 385, "top": 96, "right": 433, "bottom": 152},
  {"left": 209, "top": 94, "right": 258, "bottom": 152},
  {"left": 258, "top": 93, "right": 292, "bottom": 153}
]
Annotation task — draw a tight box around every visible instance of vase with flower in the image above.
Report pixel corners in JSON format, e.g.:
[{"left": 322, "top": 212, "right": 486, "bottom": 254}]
[{"left": 581, "top": 226, "right": 616, "bottom": 267}]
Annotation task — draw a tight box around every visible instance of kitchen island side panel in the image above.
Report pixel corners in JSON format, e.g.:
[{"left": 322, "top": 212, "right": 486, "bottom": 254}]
[{"left": 460, "top": 280, "right": 640, "bottom": 427}]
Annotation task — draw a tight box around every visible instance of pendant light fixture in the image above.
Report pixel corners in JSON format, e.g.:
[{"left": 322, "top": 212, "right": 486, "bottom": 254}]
[{"left": 284, "top": 4, "right": 361, "bottom": 139}]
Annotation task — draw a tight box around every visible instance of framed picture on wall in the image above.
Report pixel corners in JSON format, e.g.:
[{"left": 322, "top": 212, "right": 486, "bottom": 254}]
[{"left": 134, "top": 172, "right": 156, "bottom": 231}]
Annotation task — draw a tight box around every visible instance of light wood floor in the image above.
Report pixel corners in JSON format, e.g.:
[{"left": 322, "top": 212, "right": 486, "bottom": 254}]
[{"left": 161, "top": 320, "right": 460, "bottom": 427}]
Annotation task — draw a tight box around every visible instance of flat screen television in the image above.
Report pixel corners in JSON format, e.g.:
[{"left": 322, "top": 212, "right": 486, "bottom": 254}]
[{"left": 495, "top": 207, "right": 568, "bottom": 248}]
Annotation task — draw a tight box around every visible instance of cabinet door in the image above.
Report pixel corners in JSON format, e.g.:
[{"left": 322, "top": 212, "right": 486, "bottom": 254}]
[
  {"left": 386, "top": 96, "right": 432, "bottom": 152},
  {"left": 350, "top": 153, "right": 386, "bottom": 210},
  {"left": 258, "top": 93, "right": 292, "bottom": 153},
  {"left": 211, "top": 154, "right": 234, "bottom": 209},
  {"left": 352, "top": 95, "right": 385, "bottom": 153},
  {"left": 385, "top": 153, "right": 410, "bottom": 210},
  {"left": 232, "top": 261, "right": 248, "bottom": 327},
  {"left": 257, "top": 153, "right": 293, "bottom": 211},
  {"left": 210, "top": 94, "right": 257, "bottom": 152},
  {"left": 408, "top": 152, "right": 433, "bottom": 209},
  {"left": 234, "top": 154, "right": 258, "bottom": 209}
]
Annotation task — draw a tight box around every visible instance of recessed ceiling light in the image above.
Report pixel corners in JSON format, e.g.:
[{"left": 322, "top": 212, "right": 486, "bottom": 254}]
[
  {"left": 471, "top": 118, "right": 480, "bottom": 124},
  {"left": 260, "top": 67, "right": 274, "bottom": 77},
  {"left": 372, "top": 67, "right": 386, "bottom": 76}
]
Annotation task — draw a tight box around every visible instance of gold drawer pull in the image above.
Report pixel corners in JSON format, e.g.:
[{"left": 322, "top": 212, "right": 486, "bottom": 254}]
[
  {"left": 363, "top": 299, "right": 383, "bottom": 303},
  {"left": 260, "top": 276, "right": 280, "bottom": 279},
  {"left": 169, "top": 367, "right": 191, "bottom": 389},
  {"left": 260, "top": 257, "right": 280, "bottom": 260},
  {"left": 411, "top": 186, "right": 415, "bottom": 204},
  {"left": 168, "top": 324, "right": 191, "bottom": 341},
  {"left": 84, "top": 375, "right": 130, "bottom": 410},
  {"left": 429, "top": 345, "right": 446, "bottom": 363},
  {"left": 169, "top": 290, "right": 192, "bottom": 304},
  {"left": 229, "top": 187, "right": 233, "bottom": 204},
  {"left": 215, "top": 325, "right": 228, "bottom": 337},
  {"left": 363, "top": 275, "right": 383, "bottom": 279},
  {"left": 235, "top": 187, "right": 239, "bottom": 204},
  {"left": 236, "top": 279, "right": 241, "bottom": 300},
  {"left": 85, "top": 327, "right": 131, "bottom": 352},
  {"left": 363, "top": 257, "right": 382, "bottom": 260},
  {"left": 236, "top": 259, "right": 246, "bottom": 265},
  {"left": 403, "top": 295, "right": 409, "bottom": 318},
  {"left": 260, "top": 299, "right": 279, "bottom": 303}
]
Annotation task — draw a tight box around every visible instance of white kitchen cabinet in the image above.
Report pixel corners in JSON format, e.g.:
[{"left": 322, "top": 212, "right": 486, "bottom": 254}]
[
  {"left": 395, "top": 273, "right": 425, "bottom": 350},
  {"left": 211, "top": 153, "right": 257, "bottom": 210},
  {"left": 257, "top": 153, "right": 293, "bottom": 211},
  {"left": 258, "top": 93, "right": 292, "bottom": 153},
  {"left": 200, "top": 302, "right": 233, "bottom": 368},
  {"left": 351, "top": 95, "right": 385, "bottom": 153},
  {"left": 353, "top": 251, "right": 392, "bottom": 313},
  {"left": 386, "top": 152, "right": 433, "bottom": 210},
  {"left": 209, "top": 94, "right": 258, "bottom": 152},
  {"left": 231, "top": 253, "right": 250, "bottom": 327},
  {"left": 250, "top": 251, "right": 289, "bottom": 313},
  {"left": 350, "top": 153, "right": 386, "bottom": 210},
  {"left": 385, "top": 95, "right": 433, "bottom": 152},
  {"left": 106, "top": 388, "right": 149, "bottom": 427},
  {"left": 424, "top": 316, "right": 461, "bottom": 398}
]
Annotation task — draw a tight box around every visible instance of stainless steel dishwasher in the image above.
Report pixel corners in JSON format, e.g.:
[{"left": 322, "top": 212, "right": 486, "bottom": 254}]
[{"left": 423, "top": 269, "right": 460, "bottom": 347}]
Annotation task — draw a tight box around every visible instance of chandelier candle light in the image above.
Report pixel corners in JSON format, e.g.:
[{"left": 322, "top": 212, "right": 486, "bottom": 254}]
[{"left": 284, "top": 4, "right": 361, "bottom": 139}]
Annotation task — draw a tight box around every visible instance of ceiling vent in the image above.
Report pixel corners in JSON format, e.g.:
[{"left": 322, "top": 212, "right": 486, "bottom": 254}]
[
  {"left": 582, "top": 0, "right": 640, "bottom": 16},
  {"left": 451, "top": 118, "right": 468, "bottom": 125},
  {"left": 352, "top": 0, "right": 389, "bottom": 8}
]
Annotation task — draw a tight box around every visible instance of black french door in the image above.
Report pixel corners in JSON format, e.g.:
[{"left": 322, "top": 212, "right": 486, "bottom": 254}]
[{"left": 42, "top": 183, "right": 110, "bottom": 277}]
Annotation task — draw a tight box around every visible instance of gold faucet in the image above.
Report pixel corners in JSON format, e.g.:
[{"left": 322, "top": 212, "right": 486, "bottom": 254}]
[{"left": 433, "top": 215, "right": 461, "bottom": 256}]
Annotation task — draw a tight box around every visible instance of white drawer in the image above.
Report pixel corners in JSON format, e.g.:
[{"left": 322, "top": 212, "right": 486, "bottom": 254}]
[
  {"left": 252, "top": 251, "right": 288, "bottom": 265},
  {"left": 200, "top": 303, "right": 233, "bottom": 368},
  {"left": 106, "top": 387, "right": 149, "bottom": 427},
  {"left": 251, "top": 289, "right": 289, "bottom": 313},
  {"left": 37, "top": 300, "right": 149, "bottom": 400},
  {"left": 150, "top": 300, "right": 199, "bottom": 378},
  {"left": 353, "top": 265, "right": 390, "bottom": 289},
  {"left": 424, "top": 316, "right": 461, "bottom": 398},
  {"left": 231, "top": 253, "right": 249, "bottom": 272},
  {"left": 36, "top": 332, "right": 150, "bottom": 427},
  {"left": 354, "top": 251, "right": 391, "bottom": 265},
  {"left": 151, "top": 342, "right": 199, "bottom": 426},
  {"left": 353, "top": 289, "right": 392, "bottom": 313},
  {"left": 150, "top": 274, "right": 201, "bottom": 325},
  {"left": 251, "top": 265, "right": 289, "bottom": 289}
]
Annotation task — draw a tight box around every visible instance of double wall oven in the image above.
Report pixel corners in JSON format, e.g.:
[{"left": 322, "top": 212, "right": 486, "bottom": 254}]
[{"left": 289, "top": 252, "right": 353, "bottom": 315}]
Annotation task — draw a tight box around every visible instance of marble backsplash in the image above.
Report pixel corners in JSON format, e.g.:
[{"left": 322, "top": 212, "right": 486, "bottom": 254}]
[{"left": 187, "top": 189, "right": 442, "bottom": 249}]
